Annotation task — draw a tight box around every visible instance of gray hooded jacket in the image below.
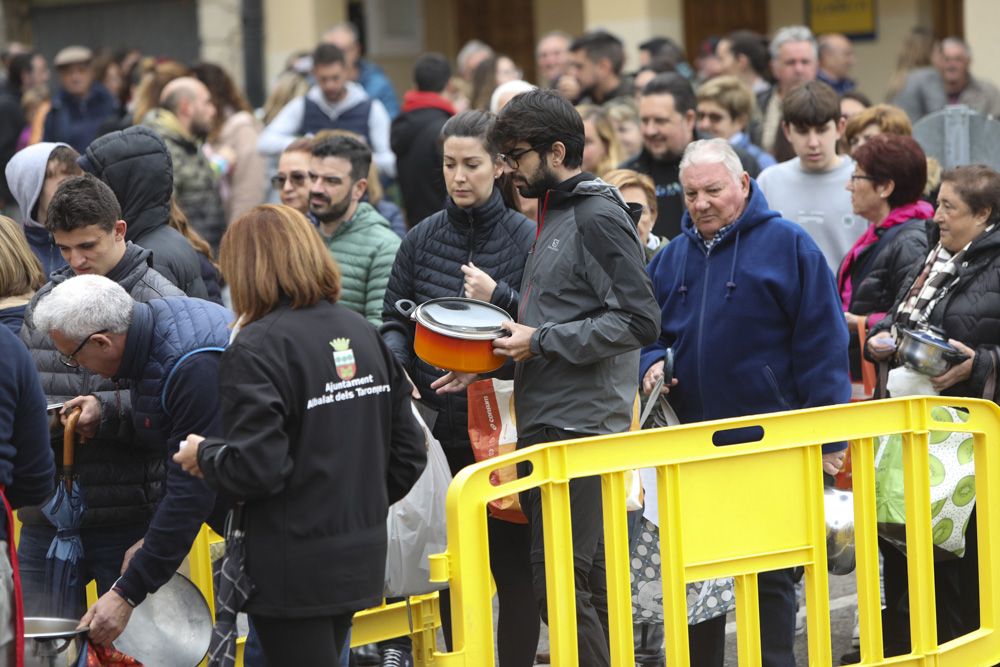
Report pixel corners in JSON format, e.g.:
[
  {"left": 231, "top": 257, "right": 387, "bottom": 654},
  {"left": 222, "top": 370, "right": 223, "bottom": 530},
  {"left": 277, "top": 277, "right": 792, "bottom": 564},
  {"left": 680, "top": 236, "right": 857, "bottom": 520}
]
[
  {"left": 4, "top": 142, "right": 71, "bottom": 277},
  {"left": 514, "top": 174, "right": 660, "bottom": 438}
]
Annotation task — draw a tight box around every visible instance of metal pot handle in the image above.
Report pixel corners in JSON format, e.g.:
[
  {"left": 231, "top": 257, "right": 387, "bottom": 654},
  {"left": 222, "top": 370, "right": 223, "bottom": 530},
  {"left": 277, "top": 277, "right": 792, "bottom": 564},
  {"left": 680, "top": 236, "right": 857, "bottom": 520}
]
[
  {"left": 395, "top": 299, "right": 417, "bottom": 319},
  {"left": 944, "top": 349, "right": 970, "bottom": 365},
  {"left": 31, "top": 634, "right": 78, "bottom": 656}
]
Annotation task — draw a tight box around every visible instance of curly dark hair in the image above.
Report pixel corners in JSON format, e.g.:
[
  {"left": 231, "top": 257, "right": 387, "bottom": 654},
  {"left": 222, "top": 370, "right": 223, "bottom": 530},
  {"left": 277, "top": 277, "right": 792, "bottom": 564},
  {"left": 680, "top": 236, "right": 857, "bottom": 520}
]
[{"left": 489, "top": 89, "right": 584, "bottom": 169}]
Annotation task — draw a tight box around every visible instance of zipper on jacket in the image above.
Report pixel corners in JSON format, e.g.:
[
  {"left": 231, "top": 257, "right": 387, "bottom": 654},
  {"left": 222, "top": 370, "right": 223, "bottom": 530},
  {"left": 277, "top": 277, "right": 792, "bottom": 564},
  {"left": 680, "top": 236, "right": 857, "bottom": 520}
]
[
  {"left": 519, "top": 191, "right": 552, "bottom": 321},
  {"left": 695, "top": 245, "right": 713, "bottom": 419}
]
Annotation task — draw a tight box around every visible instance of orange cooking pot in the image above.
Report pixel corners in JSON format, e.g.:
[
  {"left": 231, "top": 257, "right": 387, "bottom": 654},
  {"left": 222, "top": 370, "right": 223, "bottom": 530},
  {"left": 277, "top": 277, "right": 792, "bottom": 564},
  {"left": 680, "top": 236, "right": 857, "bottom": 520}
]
[{"left": 396, "top": 297, "right": 510, "bottom": 373}]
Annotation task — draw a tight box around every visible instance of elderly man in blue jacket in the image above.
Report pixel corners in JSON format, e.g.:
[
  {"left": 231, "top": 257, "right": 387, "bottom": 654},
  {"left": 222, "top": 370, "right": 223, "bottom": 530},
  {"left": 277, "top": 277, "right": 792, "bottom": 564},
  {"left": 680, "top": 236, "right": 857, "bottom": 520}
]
[
  {"left": 31, "top": 274, "right": 231, "bottom": 646},
  {"left": 639, "top": 138, "right": 851, "bottom": 667}
]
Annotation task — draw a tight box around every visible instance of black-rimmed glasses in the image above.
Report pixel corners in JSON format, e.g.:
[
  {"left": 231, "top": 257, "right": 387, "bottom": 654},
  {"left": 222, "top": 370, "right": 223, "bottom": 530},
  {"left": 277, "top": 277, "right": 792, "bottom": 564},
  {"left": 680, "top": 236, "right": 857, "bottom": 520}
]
[
  {"left": 59, "top": 329, "right": 108, "bottom": 369},
  {"left": 849, "top": 174, "right": 875, "bottom": 182},
  {"left": 497, "top": 144, "right": 549, "bottom": 170}
]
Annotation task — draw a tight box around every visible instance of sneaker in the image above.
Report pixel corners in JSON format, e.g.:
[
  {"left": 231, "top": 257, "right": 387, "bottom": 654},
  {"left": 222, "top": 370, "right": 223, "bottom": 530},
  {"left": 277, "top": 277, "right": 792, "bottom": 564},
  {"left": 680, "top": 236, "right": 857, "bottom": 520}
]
[
  {"left": 354, "top": 644, "right": 380, "bottom": 666},
  {"left": 380, "top": 648, "right": 413, "bottom": 667}
]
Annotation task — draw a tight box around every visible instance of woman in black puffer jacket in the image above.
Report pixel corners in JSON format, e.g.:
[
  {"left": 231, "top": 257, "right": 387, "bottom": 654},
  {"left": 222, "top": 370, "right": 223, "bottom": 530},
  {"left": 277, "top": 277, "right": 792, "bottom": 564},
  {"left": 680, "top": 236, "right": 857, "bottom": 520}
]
[
  {"left": 863, "top": 164, "right": 1000, "bottom": 663},
  {"left": 839, "top": 134, "right": 931, "bottom": 380},
  {"left": 380, "top": 110, "right": 537, "bottom": 667}
]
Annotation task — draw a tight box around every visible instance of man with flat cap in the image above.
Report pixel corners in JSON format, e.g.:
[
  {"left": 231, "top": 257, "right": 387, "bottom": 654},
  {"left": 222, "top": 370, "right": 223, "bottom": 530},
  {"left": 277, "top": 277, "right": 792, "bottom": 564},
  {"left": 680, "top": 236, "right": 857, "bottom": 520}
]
[{"left": 43, "top": 46, "right": 118, "bottom": 152}]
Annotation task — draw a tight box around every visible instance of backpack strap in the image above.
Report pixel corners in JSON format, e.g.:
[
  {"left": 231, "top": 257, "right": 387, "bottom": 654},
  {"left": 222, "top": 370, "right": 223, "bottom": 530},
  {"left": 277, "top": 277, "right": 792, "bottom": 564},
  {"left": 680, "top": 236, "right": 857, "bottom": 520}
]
[{"left": 161, "top": 347, "right": 226, "bottom": 417}]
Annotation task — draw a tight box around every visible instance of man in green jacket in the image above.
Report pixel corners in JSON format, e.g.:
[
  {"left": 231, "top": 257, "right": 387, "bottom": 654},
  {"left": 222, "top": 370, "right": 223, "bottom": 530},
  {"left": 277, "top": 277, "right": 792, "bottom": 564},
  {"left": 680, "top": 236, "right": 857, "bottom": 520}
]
[{"left": 309, "top": 134, "right": 400, "bottom": 326}]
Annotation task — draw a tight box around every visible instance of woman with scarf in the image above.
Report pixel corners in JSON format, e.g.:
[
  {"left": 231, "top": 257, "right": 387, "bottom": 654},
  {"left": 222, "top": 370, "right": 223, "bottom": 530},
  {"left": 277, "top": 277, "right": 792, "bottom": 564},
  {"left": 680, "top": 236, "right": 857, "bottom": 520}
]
[
  {"left": 860, "top": 164, "right": 1000, "bottom": 661},
  {"left": 840, "top": 134, "right": 932, "bottom": 380}
]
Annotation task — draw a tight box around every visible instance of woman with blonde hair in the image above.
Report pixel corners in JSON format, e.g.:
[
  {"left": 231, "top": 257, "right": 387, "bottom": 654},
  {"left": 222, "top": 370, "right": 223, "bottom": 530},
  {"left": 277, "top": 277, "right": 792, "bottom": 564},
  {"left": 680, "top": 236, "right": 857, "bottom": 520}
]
[
  {"left": 0, "top": 215, "right": 44, "bottom": 334},
  {"left": 174, "top": 204, "right": 425, "bottom": 665},
  {"left": 577, "top": 104, "right": 625, "bottom": 177},
  {"left": 603, "top": 169, "right": 664, "bottom": 262}
]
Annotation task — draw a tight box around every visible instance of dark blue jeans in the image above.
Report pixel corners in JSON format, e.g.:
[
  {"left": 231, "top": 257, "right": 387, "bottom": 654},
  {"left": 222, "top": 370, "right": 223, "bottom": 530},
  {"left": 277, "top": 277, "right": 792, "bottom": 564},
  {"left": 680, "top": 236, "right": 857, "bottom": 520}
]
[{"left": 17, "top": 521, "right": 149, "bottom": 619}]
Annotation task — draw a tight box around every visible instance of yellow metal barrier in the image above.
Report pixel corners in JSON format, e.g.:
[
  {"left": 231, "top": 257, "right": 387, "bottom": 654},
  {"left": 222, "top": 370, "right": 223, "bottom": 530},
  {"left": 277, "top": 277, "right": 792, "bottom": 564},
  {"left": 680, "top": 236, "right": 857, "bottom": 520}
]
[
  {"left": 68, "top": 523, "right": 440, "bottom": 666},
  {"left": 184, "top": 526, "right": 442, "bottom": 666},
  {"left": 428, "top": 396, "right": 1000, "bottom": 666}
]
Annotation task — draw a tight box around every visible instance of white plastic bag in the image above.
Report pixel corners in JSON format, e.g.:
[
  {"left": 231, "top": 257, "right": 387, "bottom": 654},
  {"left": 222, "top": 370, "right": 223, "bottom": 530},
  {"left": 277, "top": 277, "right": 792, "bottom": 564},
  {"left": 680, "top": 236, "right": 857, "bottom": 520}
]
[{"left": 384, "top": 403, "right": 452, "bottom": 597}]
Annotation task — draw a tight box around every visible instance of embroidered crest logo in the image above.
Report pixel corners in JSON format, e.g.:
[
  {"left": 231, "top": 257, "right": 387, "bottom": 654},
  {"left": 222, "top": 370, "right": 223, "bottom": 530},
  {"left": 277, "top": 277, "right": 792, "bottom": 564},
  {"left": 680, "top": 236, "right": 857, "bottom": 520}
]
[{"left": 330, "top": 337, "right": 356, "bottom": 380}]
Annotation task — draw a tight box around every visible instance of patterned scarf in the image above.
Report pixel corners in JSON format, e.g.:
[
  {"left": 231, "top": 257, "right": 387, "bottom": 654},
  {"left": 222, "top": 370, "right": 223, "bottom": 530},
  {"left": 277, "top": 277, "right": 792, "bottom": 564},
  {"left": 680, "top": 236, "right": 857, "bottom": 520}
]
[{"left": 895, "top": 227, "right": 993, "bottom": 328}]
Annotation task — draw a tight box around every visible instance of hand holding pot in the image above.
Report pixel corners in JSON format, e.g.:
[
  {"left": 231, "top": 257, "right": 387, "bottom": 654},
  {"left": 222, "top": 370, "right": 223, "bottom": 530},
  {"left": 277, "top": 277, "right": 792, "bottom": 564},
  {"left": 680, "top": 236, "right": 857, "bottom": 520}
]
[
  {"left": 80, "top": 589, "right": 133, "bottom": 645},
  {"left": 930, "top": 339, "right": 975, "bottom": 392},
  {"left": 492, "top": 321, "right": 536, "bottom": 361}
]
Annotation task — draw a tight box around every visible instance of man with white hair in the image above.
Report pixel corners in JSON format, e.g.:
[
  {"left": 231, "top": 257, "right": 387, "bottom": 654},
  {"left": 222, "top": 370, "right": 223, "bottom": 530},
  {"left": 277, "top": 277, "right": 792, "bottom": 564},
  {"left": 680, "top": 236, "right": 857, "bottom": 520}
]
[
  {"left": 639, "top": 138, "right": 850, "bottom": 666},
  {"left": 758, "top": 25, "right": 818, "bottom": 158},
  {"left": 892, "top": 36, "right": 1000, "bottom": 122},
  {"left": 31, "top": 274, "right": 231, "bottom": 646}
]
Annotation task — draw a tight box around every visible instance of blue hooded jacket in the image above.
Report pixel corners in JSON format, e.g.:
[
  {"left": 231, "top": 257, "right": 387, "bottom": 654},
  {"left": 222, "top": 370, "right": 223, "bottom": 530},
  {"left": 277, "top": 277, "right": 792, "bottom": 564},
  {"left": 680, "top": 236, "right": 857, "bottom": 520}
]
[{"left": 639, "top": 179, "right": 851, "bottom": 449}]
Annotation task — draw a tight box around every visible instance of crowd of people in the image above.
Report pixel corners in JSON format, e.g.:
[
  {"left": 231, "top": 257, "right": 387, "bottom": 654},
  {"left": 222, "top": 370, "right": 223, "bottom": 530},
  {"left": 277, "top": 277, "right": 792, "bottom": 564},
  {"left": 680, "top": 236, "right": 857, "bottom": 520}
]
[{"left": 0, "top": 17, "right": 998, "bottom": 667}]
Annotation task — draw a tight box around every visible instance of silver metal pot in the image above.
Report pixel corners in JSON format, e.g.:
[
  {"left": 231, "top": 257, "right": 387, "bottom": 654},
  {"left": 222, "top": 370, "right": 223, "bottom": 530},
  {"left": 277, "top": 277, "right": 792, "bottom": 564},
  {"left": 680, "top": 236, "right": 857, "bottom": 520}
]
[
  {"left": 896, "top": 327, "right": 968, "bottom": 377},
  {"left": 23, "top": 618, "right": 88, "bottom": 667},
  {"left": 113, "top": 573, "right": 212, "bottom": 667},
  {"left": 825, "top": 487, "right": 856, "bottom": 575}
]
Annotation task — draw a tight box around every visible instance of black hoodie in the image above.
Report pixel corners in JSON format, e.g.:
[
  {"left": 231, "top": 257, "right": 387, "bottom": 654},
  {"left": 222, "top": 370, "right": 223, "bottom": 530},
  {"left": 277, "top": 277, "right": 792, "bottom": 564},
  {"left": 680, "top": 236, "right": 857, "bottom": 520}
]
[{"left": 78, "top": 126, "right": 208, "bottom": 299}]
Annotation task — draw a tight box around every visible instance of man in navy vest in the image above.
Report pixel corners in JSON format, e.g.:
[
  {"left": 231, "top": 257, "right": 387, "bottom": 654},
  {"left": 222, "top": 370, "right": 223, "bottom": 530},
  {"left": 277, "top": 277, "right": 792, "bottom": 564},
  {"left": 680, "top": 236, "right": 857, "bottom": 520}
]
[
  {"left": 31, "top": 274, "right": 231, "bottom": 646},
  {"left": 258, "top": 43, "right": 396, "bottom": 180}
]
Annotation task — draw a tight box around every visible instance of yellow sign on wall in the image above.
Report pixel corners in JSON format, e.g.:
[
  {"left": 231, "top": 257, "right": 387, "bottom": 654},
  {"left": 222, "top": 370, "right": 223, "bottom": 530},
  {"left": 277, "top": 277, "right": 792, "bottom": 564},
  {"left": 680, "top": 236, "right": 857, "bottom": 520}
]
[{"left": 807, "top": 0, "right": 877, "bottom": 36}]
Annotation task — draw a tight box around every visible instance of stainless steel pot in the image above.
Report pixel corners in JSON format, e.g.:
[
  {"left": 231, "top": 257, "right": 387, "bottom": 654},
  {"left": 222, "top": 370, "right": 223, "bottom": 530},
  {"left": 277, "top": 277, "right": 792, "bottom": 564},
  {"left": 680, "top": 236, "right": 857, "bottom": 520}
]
[
  {"left": 825, "top": 487, "right": 856, "bottom": 575},
  {"left": 896, "top": 327, "right": 968, "bottom": 377},
  {"left": 113, "top": 573, "right": 212, "bottom": 667},
  {"left": 23, "top": 618, "right": 88, "bottom": 667}
]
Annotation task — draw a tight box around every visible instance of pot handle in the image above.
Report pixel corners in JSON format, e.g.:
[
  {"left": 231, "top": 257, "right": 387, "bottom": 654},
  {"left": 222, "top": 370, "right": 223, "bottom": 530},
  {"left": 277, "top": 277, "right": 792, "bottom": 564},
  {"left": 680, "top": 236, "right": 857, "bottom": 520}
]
[
  {"left": 395, "top": 299, "right": 417, "bottom": 319},
  {"left": 944, "top": 349, "right": 970, "bottom": 365}
]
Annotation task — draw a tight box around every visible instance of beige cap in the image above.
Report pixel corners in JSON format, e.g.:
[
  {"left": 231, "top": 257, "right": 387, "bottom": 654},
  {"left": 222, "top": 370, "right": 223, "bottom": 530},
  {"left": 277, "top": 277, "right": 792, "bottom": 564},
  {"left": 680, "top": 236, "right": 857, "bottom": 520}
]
[{"left": 53, "top": 46, "right": 93, "bottom": 67}]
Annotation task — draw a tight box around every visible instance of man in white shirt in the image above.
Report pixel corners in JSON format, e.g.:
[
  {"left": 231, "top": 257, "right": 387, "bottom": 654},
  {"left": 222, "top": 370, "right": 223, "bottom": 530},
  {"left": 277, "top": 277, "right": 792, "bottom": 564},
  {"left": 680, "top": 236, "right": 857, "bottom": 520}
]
[{"left": 757, "top": 80, "right": 863, "bottom": 273}]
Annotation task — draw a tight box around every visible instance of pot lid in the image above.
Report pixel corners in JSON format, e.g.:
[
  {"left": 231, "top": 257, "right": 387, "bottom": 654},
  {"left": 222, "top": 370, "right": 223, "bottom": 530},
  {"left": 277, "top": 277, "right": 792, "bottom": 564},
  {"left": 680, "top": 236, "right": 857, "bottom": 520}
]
[
  {"left": 417, "top": 298, "right": 508, "bottom": 340},
  {"left": 902, "top": 328, "right": 957, "bottom": 352}
]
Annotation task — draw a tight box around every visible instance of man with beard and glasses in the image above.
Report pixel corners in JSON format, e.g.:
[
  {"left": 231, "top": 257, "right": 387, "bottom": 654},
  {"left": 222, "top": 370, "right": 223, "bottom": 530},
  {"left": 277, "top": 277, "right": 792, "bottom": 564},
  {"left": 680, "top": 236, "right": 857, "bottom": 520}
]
[
  {"left": 309, "top": 134, "right": 400, "bottom": 326},
  {"left": 437, "top": 88, "right": 660, "bottom": 667},
  {"left": 144, "top": 77, "right": 226, "bottom": 250}
]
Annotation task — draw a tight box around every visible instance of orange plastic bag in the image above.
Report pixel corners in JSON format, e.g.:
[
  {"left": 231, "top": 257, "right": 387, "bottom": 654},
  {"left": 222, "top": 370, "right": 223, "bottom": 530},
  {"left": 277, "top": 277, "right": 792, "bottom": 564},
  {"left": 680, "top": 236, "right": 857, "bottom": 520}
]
[{"left": 467, "top": 379, "right": 526, "bottom": 523}]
